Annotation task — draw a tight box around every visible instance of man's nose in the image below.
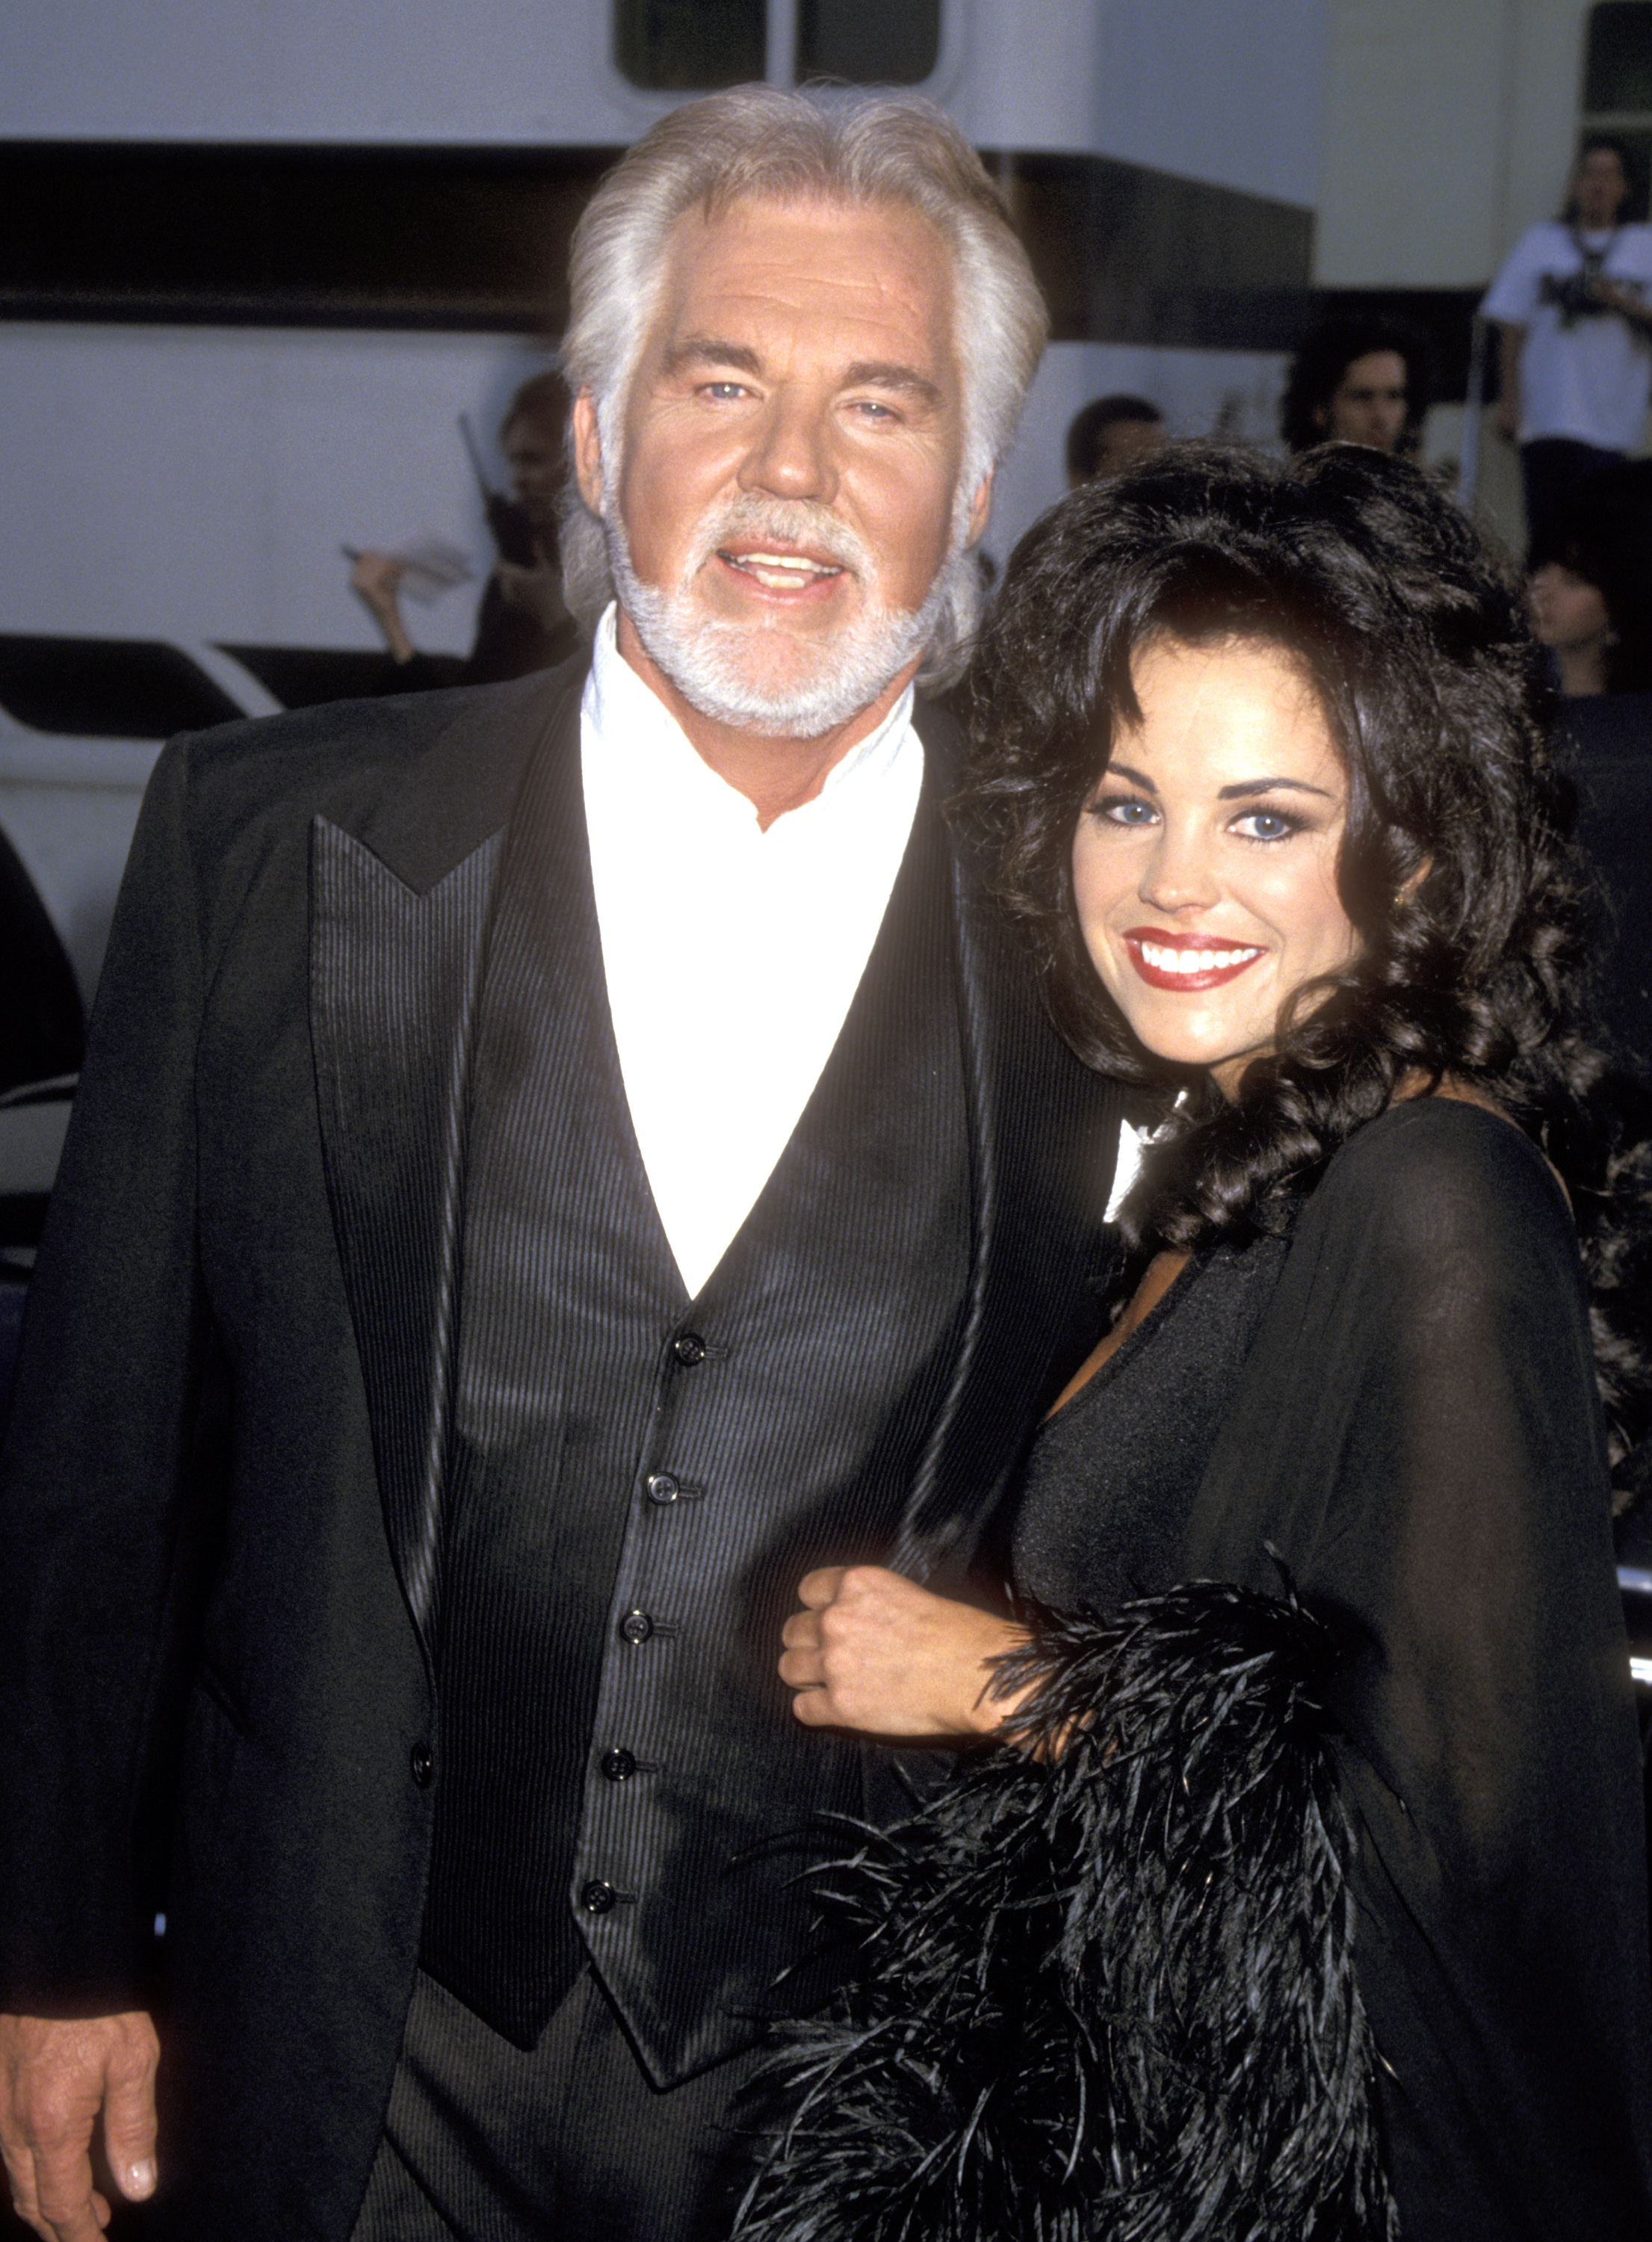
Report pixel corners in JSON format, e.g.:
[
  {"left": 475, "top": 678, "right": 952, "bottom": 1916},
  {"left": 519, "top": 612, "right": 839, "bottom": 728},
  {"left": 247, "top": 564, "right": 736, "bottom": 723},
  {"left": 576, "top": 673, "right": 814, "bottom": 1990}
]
[
  {"left": 1139, "top": 826, "right": 1220, "bottom": 912},
  {"left": 738, "top": 392, "right": 838, "bottom": 504}
]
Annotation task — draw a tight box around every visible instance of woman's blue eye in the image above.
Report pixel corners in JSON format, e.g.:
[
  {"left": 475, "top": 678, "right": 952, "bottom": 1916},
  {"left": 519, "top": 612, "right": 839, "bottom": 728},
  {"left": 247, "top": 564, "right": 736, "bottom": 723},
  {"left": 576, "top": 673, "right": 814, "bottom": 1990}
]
[
  {"left": 1237, "top": 809, "right": 1296, "bottom": 841},
  {"left": 1099, "top": 797, "right": 1156, "bottom": 826}
]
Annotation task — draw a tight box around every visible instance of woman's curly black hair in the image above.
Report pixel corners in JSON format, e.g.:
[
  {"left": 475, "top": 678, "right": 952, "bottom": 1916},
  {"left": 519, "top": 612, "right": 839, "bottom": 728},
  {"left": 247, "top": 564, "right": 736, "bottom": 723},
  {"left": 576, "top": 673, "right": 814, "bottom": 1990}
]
[{"left": 962, "top": 442, "right": 1652, "bottom": 1495}]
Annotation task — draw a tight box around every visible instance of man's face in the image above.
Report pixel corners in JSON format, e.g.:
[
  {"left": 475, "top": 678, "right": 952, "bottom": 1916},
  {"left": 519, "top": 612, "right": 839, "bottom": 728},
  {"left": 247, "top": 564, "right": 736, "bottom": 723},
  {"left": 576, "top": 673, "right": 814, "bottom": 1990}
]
[
  {"left": 573, "top": 194, "right": 989, "bottom": 738},
  {"left": 1575, "top": 147, "right": 1630, "bottom": 229},
  {"left": 1316, "top": 350, "right": 1409, "bottom": 452},
  {"left": 1089, "top": 416, "right": 1164, "bottom": 480},
  {"left": 503, "top": 420, "right": 563, "bottom": 534}
]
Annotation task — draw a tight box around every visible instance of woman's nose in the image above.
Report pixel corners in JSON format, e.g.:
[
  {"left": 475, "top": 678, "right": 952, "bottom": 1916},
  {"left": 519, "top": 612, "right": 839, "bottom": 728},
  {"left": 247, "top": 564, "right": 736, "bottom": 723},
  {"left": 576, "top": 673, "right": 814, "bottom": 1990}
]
[{"left": 1139, "top": 825, "right": 1221, "bottom": 913}]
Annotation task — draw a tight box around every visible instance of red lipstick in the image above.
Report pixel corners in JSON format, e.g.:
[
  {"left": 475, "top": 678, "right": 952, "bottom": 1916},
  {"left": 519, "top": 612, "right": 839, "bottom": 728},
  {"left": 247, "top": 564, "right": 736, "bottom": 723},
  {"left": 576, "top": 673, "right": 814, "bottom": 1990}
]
[{"left": 1124, "top": 927, "right": 1266, "bottom": 992}]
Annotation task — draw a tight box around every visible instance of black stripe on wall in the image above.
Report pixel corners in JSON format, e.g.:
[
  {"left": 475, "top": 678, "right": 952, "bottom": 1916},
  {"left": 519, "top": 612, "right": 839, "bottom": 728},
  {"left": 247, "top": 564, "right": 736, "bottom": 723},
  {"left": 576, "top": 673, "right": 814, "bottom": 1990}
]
[
  {"left": 1, "top": 139, "right": 1313, "bottom": 348},
  {"left": 0, "top": 140, "right": 1489, "bottom": 390}
]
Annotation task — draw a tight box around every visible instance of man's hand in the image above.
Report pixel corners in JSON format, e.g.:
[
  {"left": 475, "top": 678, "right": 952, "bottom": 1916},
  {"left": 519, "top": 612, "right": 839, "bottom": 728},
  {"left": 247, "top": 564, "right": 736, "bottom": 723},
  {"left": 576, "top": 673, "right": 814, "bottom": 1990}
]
[
  {"left": 0, "top": 2013, "right": 158, "bottom": 2241},
  {"left": 779, "top": 1565, "right": 1027, "bottom": 1738},
  {"left": 1591, "top": 277, "right": 1652, "bottom": 333}
]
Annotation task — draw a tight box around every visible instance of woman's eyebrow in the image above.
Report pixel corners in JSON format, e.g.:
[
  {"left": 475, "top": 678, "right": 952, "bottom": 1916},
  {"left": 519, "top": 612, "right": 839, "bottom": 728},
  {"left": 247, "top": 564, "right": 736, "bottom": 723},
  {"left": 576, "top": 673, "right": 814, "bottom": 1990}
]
[
  {"left": 1217, "top": 777, "right": 1337, "bottom": 801},
  {"left": 1104, "top": 762, "right": 1160, "bottom": 793}
]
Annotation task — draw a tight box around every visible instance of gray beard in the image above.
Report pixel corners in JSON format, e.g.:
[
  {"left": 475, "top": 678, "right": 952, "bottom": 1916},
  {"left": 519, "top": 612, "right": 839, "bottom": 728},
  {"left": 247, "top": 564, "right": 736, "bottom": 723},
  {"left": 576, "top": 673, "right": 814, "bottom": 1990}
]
[{"left": 607, "top": 503, "right": 953, "bottom": 739}]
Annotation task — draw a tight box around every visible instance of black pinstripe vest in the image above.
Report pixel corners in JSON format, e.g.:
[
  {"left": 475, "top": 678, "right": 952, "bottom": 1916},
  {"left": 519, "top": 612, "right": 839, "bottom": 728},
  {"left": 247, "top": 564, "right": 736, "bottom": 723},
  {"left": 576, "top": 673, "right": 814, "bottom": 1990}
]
[{"left": 418, "top": 727, "right": 971, "bottom": 2075}]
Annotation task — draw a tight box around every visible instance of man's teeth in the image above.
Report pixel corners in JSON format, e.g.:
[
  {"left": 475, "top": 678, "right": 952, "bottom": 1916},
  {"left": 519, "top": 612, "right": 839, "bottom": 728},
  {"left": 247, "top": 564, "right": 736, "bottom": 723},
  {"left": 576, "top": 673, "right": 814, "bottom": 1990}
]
[
  {"left": 726, "top": 551, "right": 841, "bottom": 588},
  {"left": 1139, "top": 940, "right": 1262, "bottom": 975}
]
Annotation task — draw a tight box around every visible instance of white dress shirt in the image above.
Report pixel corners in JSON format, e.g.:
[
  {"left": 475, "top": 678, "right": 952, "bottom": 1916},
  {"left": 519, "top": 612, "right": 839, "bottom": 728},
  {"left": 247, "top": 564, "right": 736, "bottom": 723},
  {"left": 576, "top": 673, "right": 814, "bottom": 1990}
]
[{"left": 580, "top": 605, "right": 924, "bottom": 1297}]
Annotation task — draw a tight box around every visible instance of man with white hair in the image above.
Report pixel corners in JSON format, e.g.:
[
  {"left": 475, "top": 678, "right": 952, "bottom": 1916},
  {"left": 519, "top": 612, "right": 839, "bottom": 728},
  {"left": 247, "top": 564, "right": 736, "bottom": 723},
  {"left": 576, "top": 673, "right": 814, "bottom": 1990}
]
[{"left": 0, "top": 88, "right": 1119, "bottom": 2242}]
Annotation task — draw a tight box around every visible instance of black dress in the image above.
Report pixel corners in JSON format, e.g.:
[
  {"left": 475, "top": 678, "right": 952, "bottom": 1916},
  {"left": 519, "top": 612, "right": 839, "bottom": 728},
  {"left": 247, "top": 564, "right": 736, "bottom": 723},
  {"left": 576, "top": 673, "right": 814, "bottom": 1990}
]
[
  {"left": 736, "top": 1100, "right": 1652, "bottom": 2242},
  {"left": 1010, "top": 1098, "right": 1652, "bottom": 2239}
]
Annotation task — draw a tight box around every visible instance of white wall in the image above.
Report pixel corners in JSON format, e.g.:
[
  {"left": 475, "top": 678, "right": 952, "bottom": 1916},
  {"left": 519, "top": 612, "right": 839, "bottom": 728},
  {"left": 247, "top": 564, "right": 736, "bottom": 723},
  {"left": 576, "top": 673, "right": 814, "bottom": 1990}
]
[
  {"left": 961, "top": 0, "right": 1330, "bottom": 202},
  {"left": 0, "top": 0, "right": 645, "bottom": 146},
  {"left": 1314, "top": 0, "right": 1593, "bottom": 286}
]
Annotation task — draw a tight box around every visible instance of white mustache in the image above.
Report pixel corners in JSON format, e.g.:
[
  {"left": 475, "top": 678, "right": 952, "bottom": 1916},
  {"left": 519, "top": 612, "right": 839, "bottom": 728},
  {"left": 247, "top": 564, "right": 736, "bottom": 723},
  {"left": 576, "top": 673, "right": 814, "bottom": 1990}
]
[{"left": 690, "top": 496, "right": 867, "bottom": 579}]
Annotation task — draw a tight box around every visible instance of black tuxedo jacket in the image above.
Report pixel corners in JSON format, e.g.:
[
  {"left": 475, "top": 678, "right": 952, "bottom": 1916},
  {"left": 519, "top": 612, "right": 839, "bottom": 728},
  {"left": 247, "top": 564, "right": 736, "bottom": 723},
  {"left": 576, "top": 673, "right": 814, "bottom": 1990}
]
[{"left": 0, "top": 657, "right": 1120, "bottom": 2238}]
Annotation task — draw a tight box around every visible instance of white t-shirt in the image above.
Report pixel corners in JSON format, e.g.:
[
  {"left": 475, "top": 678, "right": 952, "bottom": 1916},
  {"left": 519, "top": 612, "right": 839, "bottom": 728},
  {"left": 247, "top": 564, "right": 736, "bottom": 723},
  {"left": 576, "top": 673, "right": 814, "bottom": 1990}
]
[{"left": 1481, "top": 220, "right": 1652, "bottom": 451}]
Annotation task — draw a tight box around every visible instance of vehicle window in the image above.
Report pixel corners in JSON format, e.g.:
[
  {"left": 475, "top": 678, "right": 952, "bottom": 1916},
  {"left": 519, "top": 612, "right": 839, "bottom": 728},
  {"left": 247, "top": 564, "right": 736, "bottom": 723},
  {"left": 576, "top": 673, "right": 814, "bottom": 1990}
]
[
  {"left": 615, "top": 0, "right": 766, "bottom": 90},
  {"left": 796, "top": 0, "right": 939, "bottom": 83},
  {"left": 0, "top": 635, "right": 245, "bottom": 738}
]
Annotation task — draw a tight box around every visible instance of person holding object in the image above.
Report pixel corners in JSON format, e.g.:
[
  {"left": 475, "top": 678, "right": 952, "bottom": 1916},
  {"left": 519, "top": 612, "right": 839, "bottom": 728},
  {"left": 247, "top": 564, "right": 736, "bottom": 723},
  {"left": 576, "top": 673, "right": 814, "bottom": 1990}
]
[
  {"left": 0, "top": 87, "right": 1122, "bottom": 2242},
  {"left": 1485, "top": 137, "right": 1652, "bottom": 546},
  {"left": 349, "top": 368, "right": 583, "bottom": 685},
  {"left": 763, "top": 447, "right": 1652, "bottom": 2241}
]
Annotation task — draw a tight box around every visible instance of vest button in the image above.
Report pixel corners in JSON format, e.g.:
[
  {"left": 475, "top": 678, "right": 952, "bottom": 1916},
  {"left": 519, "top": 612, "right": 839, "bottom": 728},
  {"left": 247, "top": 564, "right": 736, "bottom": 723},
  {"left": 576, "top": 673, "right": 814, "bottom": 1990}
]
[
  {"left": 646, "top": 1471, "right": 680, "bottom": 1504},
  {"left": 601, "top": 1748, "right": 638, "bottom": 1782},
  {"left": 409, "top": 1744, "right": 433, "bottom": 1788},
  {"left": 619, "top": 1610, "right": 655, "bottom": 1646},
  {"left": 672, "top": 1332, "right": 708, "bottom": 1366},
  {"left": 581, "top": 1879, "right": 617, "bottom": 1915}
]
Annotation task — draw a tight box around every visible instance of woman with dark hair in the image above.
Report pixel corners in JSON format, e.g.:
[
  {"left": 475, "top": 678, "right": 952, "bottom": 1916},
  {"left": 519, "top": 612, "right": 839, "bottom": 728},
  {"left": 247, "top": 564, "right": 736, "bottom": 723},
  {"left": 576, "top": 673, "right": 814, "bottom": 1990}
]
[
  {"left": 748, "top": 447, "right": 1652, "bottom": 2241},
  {"left": 1527, "top": 458, "right": 1652, "bottom": 694}
]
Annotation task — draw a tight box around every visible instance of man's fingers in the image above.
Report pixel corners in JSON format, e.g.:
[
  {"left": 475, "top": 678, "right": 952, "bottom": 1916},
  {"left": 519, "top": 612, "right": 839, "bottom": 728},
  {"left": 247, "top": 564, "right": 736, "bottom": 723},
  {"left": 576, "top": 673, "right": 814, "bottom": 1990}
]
[
  {"left": 99, "top": 2020, "right": 159, "bottom": 2203},
  {"left": 0, "top": 2014, "right": 160, "bottom": 2242},
  {"left": 32, "top": 2153, "right": 112, "bottom": 2242}
]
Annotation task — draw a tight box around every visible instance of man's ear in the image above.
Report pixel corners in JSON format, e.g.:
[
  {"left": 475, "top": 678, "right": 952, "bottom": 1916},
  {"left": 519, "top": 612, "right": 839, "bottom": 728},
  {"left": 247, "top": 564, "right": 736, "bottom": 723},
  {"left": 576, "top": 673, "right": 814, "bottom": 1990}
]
[
  {"left": 962, "top": 470, "right": 994, "bottom": 549},
  {"left": 572, "top": 389, "right": 606, "bottom": 514}
]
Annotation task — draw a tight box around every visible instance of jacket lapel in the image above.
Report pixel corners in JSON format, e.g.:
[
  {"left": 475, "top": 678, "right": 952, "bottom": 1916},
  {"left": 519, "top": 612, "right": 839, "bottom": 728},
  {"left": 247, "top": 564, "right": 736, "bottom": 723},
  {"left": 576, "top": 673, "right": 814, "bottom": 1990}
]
[
  {"left": 306, "top": 669, "right": 583, "bottom": 1657},
  {"left": 309, "top": 819, "right": 501, "bottom": 1655}
]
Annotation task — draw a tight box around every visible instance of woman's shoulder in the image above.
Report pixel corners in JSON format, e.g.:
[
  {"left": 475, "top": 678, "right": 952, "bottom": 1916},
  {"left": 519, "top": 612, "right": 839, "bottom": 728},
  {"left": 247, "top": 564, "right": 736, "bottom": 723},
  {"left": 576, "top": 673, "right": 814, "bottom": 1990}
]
[{"left": 1303, "top": 1096, "right": 1576, "bottom": 1289}]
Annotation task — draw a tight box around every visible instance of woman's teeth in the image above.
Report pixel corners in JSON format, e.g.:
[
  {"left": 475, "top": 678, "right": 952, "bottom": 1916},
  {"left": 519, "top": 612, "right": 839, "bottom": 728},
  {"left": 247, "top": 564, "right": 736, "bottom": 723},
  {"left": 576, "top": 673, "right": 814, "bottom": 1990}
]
[{"left": 1139, "top": 940, "right": 1263, "bottom": 975}]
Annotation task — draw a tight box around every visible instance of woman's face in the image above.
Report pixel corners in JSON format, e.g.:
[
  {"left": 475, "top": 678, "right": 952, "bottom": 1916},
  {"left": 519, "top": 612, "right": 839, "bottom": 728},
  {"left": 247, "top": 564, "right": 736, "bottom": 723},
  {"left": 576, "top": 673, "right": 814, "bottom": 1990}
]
[
  {"left": 1528, "top": 560, "right": 1612, "bottom": 652},
  {"left": 1071, "top": 634, "right": 1360, "bottom": 1096}
]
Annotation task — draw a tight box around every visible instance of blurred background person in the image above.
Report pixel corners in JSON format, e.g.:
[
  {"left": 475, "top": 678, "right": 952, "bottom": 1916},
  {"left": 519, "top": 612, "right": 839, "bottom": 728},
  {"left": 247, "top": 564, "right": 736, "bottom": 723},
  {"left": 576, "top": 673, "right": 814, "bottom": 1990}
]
[
  {"left": 349, "top": 368, "right": 582, "bottom": 687},
  {"left": 1484, "top": 137, "right": 1652, "bottom": 548},
  {"left": 1064, "top": 393, "right": 1166, "bottom": 487},
  {"left": 1527, "top": 459, "right": 1652, "bottom": 696},
  {"left": 1279, "top": 312, "right": 1429, "bottom": 455}
]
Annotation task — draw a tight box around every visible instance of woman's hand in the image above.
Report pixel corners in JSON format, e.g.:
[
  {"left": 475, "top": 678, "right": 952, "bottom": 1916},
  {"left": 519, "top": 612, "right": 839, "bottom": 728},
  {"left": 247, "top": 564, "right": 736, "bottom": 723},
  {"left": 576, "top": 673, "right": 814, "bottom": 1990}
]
[
  {"left": 779, "top": 1566, "right": 1028, "bottom": 1738},
  {"left": 347, "top": 550, "right": 415, "bottom": 663}
]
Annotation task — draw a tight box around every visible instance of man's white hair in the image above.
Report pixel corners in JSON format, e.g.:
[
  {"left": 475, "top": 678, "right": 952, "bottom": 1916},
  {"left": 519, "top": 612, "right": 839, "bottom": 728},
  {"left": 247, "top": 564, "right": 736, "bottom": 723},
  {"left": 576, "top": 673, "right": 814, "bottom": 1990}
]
[{"left": 558, "top": 84, "right": 1048, "bottom": 690}]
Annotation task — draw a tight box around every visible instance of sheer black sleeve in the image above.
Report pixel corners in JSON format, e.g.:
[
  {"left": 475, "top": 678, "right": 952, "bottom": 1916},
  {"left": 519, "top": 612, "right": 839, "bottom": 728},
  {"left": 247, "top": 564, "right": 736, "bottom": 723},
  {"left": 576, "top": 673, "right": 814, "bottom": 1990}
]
[{"left": 1183, "top": 1099, "right": 1652, "bottom": 2241}]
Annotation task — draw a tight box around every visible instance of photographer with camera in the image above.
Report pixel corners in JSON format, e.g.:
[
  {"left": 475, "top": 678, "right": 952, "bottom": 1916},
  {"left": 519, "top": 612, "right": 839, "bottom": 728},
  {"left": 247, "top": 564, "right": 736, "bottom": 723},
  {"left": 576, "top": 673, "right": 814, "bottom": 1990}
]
[
  {"left": 1485, "top": 137, "right": 1652, "bottom": 547},
  {"left": 349, "top": 368, "right": 583, "bottom": 688}
]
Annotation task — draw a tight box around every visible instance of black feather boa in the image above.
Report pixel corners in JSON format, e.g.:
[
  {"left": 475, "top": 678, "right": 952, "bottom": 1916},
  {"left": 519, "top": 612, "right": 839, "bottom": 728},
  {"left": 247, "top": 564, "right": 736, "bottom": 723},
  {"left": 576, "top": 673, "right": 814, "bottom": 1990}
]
[{"left": 734, "top": 1578, "right": 1399, "bottom": 2242}]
